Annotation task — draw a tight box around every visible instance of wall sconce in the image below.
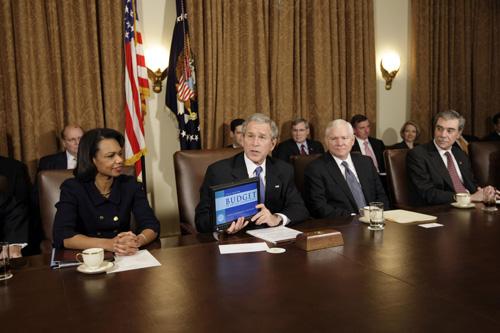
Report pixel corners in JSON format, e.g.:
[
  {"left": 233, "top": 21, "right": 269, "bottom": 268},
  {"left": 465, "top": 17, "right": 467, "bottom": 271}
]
[
  {"left": 380, "top": 53, "right": 401, "bottom": 90},
  {"left": 147, "top": 68, "right": 168, "bottom": 93},
  {"left": 145, "top": 45, "right": 169, "bottom": 93}
]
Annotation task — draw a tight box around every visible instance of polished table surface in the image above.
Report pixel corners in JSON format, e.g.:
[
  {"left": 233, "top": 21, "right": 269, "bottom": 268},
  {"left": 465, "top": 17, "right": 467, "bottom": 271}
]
[{"left": 2, "top": 204, "right": 500, "bottom": 332}]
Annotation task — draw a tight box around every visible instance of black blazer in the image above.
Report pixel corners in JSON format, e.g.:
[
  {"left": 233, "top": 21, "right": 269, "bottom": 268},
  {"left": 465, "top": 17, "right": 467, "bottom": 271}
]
[
  {"left": 0, "top": 156, "right": 31, "bottom": 204},
  {"left": 407, "top": 142, "right": 477, "bottom": 205},
  {"left": 482, "top": 132, "right": 500, "bottom": 141},
  {"left": 390, "top": 141, "right": 411, "bottom": 149},
  {"left": 0, "top": 192, "right": 28, "bottom": 243},
  {"left": 53, "top": 175, "right": 160, "bottom": 248},
  {"left": 304, "top": 152, "right": 389, "bottom": 218},
  {"left": 38, "top": 152, "right": 67, "bottom": 171},
  {"left": 195, "top": 152, "right": 309, "bottom": 233},
  {"left": 352, "top": 137, "right": 386, "bottom": 173},
  {"left": 273, "top": 139, "right": 325, "bottom": 163}
]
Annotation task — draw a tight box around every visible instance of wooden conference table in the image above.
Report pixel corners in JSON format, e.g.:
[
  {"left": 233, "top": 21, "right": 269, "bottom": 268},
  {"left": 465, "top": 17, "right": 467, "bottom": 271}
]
[{"left": 2, "top": 204, "right": 500, "bottom": 332}]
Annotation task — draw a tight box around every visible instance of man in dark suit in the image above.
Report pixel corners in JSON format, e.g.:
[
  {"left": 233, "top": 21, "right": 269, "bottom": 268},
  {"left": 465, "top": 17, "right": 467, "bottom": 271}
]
[
  {"left": 350, "top": 114, "right": 386, "bottom": 173},
  {"left": 407, "top": 110, "right": 496, "bottom": 205},
  {"left": 304, "top": 119, "right": 389, "bottom": 218},
  {"left": 226, "top": 118, "right": 244, "bottom": 148},
  {"left": 196, "top": 113, "right": 309, "bottom": 233},
  {"left": 482, "top": 112, "right": 500, "bottom": 141},
  {"left": 273, "top": 118, "right": 324, "bottom": 163},
  {"left": 38, "top": 125, "right": 84, "bottom": 170}
]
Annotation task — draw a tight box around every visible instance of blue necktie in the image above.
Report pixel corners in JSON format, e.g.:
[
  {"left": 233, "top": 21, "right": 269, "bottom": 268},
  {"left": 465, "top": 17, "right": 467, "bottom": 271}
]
[
  {"left": 254, "top": 166, "right": 265, "bottom": 203},
  {"left": 341, "top": 161, "right": 366, "bottom": 209}
]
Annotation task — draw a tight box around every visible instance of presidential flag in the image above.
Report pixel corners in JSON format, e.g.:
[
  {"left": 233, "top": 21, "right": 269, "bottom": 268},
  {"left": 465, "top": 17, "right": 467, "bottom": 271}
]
[
  {"left": 124, "top": 0, "right": 149, "bottom": 177},
  {"left": 165, "top": 0, "right": 201, "bottom": 150}
]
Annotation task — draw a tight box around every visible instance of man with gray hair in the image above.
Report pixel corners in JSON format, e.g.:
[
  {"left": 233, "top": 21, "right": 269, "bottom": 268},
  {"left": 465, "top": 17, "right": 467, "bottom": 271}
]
[
  {"left": 407, "top": 110, "right": 495, "bottom": 205},
  {"left": 195, "top": 113, "right": 309, "bottom": 233},
  {"left": 304, "top": 119, "right": 388, "bottom": 218},
  {"left": 273, "top": 118, "right": 324, "bottom": 163}
]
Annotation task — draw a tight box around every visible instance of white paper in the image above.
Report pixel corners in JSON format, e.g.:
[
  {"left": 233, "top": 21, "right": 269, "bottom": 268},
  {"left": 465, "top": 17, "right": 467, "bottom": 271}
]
[
  {"left": 107, "top": 249, "right": 161, "bottom": 274},
  {"left": 246, "top": 226, "right": 302, "bottom": 244},
  {"left": 219, "top": 242, "right": 269, "bottom": 254},
  {"left": 418, "top": 223, "right": 444, "bottom": 228},
  {"left": 384, "top": 209, "right": 437, "bottom": 224}
]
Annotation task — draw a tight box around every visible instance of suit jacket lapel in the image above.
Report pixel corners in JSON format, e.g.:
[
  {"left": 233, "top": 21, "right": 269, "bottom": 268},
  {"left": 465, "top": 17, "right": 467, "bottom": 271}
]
[
  {"left": 427, "top": 144, "right": 454, "bottom": 190},
  {"left": 452, "top": 146, "right": 475, "bottom": 190},
  {"left": 324, "top": 154, "right": 358, "bottom": 209},
  {"left": 231, "top": 153, "right": 250, "bottom": 180},
  {"left": 264, "top": 157, "right": 281, "bottom": 201},
  {"left": 290, "top": 140, "right": 300, "bottom": 155}
]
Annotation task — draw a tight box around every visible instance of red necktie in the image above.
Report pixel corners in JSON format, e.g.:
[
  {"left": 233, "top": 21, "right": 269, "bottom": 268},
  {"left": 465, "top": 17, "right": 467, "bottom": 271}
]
[
  {"left": 445, "top": 152, "right": 467, "bottom": 193},
  {"left": 300, "top": 144, "right": 307, "bottom": 155},
  {"left": 363, "top": 140, "right": 379, "bottom": 172}
]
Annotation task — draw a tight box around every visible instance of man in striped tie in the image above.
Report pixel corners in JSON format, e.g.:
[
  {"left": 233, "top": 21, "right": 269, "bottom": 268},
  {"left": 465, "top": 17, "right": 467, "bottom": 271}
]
[
  {"left": 407, "top": 110, "right": 498, "bottom": 205},
  {"left": 304, "top": 119, "right": 389, "bottom": 218},
  {"left": 195, "top": 114, "right": 309, "bottom": 234}
]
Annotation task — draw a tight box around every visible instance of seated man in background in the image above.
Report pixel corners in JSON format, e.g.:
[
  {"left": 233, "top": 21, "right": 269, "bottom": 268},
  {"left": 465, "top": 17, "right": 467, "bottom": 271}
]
[
  {"left": 196, "top": 113, "right": 309, "bottom": 234},
  {"left": 407, "top": 110, "right": 496, "bottom": 205},
  {"left": 38, "top": 124, "right": 84, "bottom": 170},
  {"left": 350, "top": 114, "right": 386, "bottom": 173},
  {"left": 483, "top": 112, "right": 500, "bottom": 141},
  {"left": 273, "top": 118, "right": 324, "bottom": 163},
  {"left": 227, "top": 118, "right": 244, "bottom": 148},
  {"left": 304, "top": 119, "right": 388, "bottom": 218}
]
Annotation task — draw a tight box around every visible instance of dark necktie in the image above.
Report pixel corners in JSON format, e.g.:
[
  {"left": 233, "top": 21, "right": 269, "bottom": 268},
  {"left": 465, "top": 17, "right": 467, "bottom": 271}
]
[
  {"left": 444, "top": 152, "right": 467, "bottom": 193},
  {"left": 300, "top": 144, "right": 307, "bottom": 155},
  {"left": 254, "top": 166, "right": 265, "bottom": 203},
  {"left": 341, "top": 161, "right": 366, "bottom": 209}
]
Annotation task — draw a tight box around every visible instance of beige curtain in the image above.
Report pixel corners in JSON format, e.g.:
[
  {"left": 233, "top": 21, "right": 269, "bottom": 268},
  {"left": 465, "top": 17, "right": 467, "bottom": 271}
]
[
  {"left": 186, "top": 0, "right": 376, "bottom": 148},
  {"left": 410, "top": 0, "right": 500, "bottom": 141},
  {"left": 0, "top": 0, "right": 124, "bottom": 179}
]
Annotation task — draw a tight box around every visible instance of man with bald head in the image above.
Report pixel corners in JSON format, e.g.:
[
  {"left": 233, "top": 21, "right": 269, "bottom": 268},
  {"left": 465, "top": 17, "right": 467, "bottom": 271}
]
[
  {"left": 304, "top": 119, "right": 388, "bottom": 218},
  {"left": 38, "top": 125, "right": 84, "bottom": 171}
]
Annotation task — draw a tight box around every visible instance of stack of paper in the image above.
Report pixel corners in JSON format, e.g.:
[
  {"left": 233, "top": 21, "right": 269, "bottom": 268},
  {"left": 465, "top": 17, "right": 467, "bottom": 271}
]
[
  {"left": 246, "top": 226, "right": 302, "bottom": 244},
  {"left": 384, "top": 209, "right": 437, "bottom": 224},
  {"left": 107, "top": 250, "right": 161, "bottom": 274}
]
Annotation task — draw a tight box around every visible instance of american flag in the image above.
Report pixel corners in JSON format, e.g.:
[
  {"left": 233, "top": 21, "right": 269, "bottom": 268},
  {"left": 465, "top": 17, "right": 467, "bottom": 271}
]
[
  {"left": 166, "top": 0, "right": 201, "bottom": 150},
  {"left": 124, "top": 0, "right": 149, "bottom": 177}
]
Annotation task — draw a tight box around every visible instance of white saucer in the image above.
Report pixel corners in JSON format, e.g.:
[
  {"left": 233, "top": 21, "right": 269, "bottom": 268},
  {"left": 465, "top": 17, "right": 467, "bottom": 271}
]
[
  {"left": 358, "top": 216, "right": 370, "bottom": 223},
  {"left": 77, "top": 261, "right": 114, "bottom": 274},
  {"left": 451, "top": 202, "right": 475, "bottom": 209}
]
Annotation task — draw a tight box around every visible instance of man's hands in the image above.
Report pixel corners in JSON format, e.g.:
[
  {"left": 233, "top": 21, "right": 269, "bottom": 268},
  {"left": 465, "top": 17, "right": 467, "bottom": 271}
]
[{"left": 225, "top": 204, "right": 282, "bottom": 234}]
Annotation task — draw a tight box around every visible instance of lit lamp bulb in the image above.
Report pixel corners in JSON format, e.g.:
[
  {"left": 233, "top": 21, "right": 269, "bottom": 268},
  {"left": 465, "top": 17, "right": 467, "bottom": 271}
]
[{"left": 380, "top": 53, "right": 401, "bottom": 90}]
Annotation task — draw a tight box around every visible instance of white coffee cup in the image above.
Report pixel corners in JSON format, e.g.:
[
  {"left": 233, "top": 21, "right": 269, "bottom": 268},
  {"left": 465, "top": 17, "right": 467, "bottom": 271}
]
[
  {"left": 454, "top": 192, "right": 471, "bottom": 206},
  {"left": 76, "top": 248, "right": 104, "bottom": 269},
  {"left": 359, "top": 206, "right": 370, "bottom": 219}
]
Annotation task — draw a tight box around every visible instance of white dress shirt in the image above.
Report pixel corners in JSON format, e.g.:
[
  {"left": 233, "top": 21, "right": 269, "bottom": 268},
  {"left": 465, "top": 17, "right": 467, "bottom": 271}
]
[
  {"left": 433, "top": 140, "right": 464, "bottom": 182},
  {"left": 66, "top": 151, "right": 77, "bottom": 169}
]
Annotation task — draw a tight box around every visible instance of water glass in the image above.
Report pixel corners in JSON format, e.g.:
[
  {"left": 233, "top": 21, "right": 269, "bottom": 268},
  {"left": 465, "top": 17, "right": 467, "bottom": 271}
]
[
  {"left": 0, "top": 242, "right": 13, "bottom": 281},
  {"left": 368, "top": 202, "right": 385, "bottom": 231}
]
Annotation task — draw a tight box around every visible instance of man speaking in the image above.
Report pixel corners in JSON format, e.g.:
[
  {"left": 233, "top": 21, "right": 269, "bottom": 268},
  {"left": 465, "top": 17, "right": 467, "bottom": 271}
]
[{"left": 195, "top": 113, "right": 309, "bottom": 233}]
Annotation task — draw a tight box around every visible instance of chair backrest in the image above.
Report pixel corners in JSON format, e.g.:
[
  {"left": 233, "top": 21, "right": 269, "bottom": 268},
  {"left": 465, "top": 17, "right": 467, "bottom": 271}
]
[
  {"left": 37, "top": 167, "right": 135, "bottom": 248},
  {"left": 468, "top": 141, "right": 500, "bottom": 187},
  {"left": 173, "top": 148, "right": 242, "bottom": 234},
  {"left": 383, "top": 148, "right": 412, "bottom": 209},
  {"left": 289, "top": 154, "right": 322, "bottom": 193}
]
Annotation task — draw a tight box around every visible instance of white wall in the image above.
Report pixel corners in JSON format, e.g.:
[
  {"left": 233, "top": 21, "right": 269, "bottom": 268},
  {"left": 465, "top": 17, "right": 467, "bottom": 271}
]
[
  {"left": 141, "top": 0, "right": 180, "bottom": 236},
  {"left": 374, "top": 0, "right": 410, "bottom": 144},
  {"left": 140, "top": 0, "right": 412, "bottom": 235}
]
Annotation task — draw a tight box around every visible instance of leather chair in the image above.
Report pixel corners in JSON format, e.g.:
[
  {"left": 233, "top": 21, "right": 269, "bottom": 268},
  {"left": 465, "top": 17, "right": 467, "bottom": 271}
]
[
  {"left": 383, "top": 148, "right": 412, "bottom": 209},
  {"left": 37, "top": 167, "right": 135, "bottom": 253},
  {"left": 173, "top": 148, "right": 242, "bottom": 234},
  {"left": 468, "top": 141, "right": 500, "bottom": 187},
  {"left": 289, "top": 154, "right": 322, "bottom": 194}
]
